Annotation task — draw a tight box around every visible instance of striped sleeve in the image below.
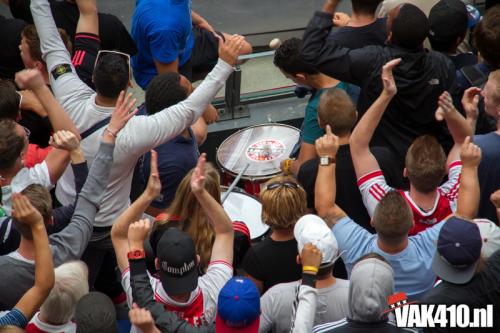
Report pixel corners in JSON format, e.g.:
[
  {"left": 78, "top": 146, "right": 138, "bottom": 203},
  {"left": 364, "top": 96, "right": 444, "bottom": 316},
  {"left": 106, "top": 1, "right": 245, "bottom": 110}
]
[
  {"left": 0, "top": 309, "right": 28, "bottom": 328},
  {"left": 439, "top": 161, "right": 462, "bottom": 201},
  {"left": 357, "top": 170, "right": 393, "bottom": 218}
]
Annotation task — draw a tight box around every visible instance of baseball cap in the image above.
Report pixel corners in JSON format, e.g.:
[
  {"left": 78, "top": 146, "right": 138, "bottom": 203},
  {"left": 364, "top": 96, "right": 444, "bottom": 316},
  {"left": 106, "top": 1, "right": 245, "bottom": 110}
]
[
  {"left": 475, "top": 218, "right": 500, "bottom": 258},
  {"left": 294, "top": 214, "right": 339, "bottom": 266},
  {"left": 74, "top": 292, "right": 118, "bottom": 333},
  {"left": 466, "top": 4, "right": 481, "bottom": 28},
  {"left": 429, "top": 0, "right": 468, "bottom": 42},
  {"left": 432, "top": 216, "right": 482, "bottom": 284},
  {"left": 156, "top": 228, "right": 198, "bottom": 295},
  {"left": 216, "top": 277, "right": 260, "bottom": 332}
]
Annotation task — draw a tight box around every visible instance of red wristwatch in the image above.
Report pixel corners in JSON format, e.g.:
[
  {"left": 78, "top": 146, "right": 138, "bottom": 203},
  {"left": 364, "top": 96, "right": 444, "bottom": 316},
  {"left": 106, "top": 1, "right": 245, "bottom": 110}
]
[{"left": 127, "top": 250, "right": 145, "bottom": 260}]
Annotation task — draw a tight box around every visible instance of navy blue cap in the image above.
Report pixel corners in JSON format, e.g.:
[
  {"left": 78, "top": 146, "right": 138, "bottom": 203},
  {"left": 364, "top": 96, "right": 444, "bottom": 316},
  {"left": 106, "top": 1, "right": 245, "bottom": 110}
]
[
  {"left": 432, "top": 216, "right": 482, "bottom": 284},
  {"left": 216, "top": 277, "right": 260, "bottom": 332}
]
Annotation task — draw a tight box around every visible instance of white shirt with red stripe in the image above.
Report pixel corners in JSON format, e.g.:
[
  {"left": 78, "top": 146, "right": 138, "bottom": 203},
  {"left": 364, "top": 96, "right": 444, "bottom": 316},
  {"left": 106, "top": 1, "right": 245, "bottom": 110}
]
[
  {"left": 26, "top": 312, "right": 76, "bottom": 333},
  {"left": 357, "top": 161, "right": 462, "bottom": 235},
  {"left": 121, "top": 260, "right": 233, "bottom": 327}
]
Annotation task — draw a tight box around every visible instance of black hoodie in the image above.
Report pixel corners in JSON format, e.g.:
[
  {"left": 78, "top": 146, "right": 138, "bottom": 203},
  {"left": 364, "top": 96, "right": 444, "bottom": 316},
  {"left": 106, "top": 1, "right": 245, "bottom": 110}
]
[{"left": 301, "top": 11, "right": 457, "bottom": 162}]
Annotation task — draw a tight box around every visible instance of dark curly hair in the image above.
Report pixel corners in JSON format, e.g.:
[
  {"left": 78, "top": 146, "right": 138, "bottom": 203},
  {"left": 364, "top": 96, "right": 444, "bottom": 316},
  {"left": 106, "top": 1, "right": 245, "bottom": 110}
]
[
  {"left": 145, "top": 72, "right": 188, "bottom": 115},
  {"left": 273, "top": 38, "right": 319, "bottom": 75}
]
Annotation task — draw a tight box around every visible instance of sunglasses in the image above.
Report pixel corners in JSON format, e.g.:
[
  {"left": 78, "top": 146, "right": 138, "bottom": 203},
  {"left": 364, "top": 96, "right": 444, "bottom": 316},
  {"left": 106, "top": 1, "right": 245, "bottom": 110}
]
[
  {"left": 23, "top": 126, "right": 30, "bottom": 138},
  {"left": 94, "top": 50, "right": 131, "bottom": 78},
  {"left": 265, "top": 182, "right": 300, "bottom": 191}
]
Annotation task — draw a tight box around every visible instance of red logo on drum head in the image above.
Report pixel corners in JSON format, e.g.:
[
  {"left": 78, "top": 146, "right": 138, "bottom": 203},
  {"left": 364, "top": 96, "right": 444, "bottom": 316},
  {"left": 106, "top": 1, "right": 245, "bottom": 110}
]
[{"left": 246, "top": 139, "right": 285, "bottom": 161}]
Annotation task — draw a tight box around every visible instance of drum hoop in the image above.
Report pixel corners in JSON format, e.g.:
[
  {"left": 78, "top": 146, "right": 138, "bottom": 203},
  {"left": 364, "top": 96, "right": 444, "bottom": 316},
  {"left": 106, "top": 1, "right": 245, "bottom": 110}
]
[
  {"left": 220, "top": 187, "right": 261, "bottom": 202},
  {"left": 215, "top": 123, "right": 300, "bottom": 178}
]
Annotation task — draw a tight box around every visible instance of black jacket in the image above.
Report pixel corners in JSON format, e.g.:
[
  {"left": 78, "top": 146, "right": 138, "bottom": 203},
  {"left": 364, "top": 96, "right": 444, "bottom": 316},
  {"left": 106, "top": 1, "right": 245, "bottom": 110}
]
[
  {"left": 301, "top": 11, "right": 458, "bottom": 161},
  {"left": 129, "top": 259, "right": 215, "bottom": 333}
]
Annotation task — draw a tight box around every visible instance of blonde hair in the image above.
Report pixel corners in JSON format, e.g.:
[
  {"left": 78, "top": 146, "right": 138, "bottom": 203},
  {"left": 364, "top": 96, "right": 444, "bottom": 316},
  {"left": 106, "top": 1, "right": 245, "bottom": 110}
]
[
  {"left": 260, "top": 176, "right": 307, "bottom": 229},
  {"left": 39, "top": 261, "right": 89, "bottom": 325},
  {"left": 156, "top": 163, "right": 221, "bottom": 271}
]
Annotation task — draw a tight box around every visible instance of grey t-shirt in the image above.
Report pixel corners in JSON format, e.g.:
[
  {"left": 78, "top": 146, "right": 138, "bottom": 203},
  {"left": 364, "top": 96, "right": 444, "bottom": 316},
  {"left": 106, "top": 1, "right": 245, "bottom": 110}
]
[{"left": 259, "top": 279, "right": 350, "bottom": 333}]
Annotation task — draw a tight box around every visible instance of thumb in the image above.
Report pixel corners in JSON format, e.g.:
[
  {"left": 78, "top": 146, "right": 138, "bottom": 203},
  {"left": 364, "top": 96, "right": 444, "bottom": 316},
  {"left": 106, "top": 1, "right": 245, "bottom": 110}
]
[
  {"left": 464, "top": 136, "right": 472, "bottom": 146},
  {"left": 473, "top": 95, "right": 480, "bottom": 106}
]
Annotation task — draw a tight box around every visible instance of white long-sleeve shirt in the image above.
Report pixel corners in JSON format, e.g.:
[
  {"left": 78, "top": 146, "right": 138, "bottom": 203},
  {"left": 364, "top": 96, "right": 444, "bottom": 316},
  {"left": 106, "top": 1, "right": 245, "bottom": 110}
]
[{"left": 31, "top": 0, "right": 233, "bottom": 226}]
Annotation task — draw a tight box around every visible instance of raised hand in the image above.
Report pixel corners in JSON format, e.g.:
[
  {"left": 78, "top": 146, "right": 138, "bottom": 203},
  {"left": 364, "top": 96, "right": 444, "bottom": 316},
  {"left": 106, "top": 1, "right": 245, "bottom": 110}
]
[
  {"left": 11, "top": 193, "right": 44, "bottom": 227},
  {"left": 218, "top": 34, "right": 245, "bottom": 67},
  {"left": 190, "top": 153, "right": 207, "bottom": 194},
  {"left": 462, "top": 87, "right": 481, "bottom": 121},
  {"left": 435, "top": 91, "right": 457, "bottom": 121},
  {"left": 15, "top": 69, "right": 45, "bottom": 91},
  {"left": 129, "top": 304, "right": 160, "bottom": 333},
  {"left": 49, "top": 130, "right": 80, "bottom": 151},
  {"left": 301, "top": 243, "right": 322, "bottom": 274},
  {"left": 332, "top": 12, "right": 350, "bottom": 27},
  {"left": 127, "top": 219, "right": 151, "bottom": 251},
  {"left": 381, "top": 58, "right": 401, "bottom": 97},
  {"left": 460, "top": 136, "right": 482, "bottom": 168},
  {"left": 145, "top": 150, "right": 161, "bottom": 200},
  {"left": 107, "top": 91, "right": 138, "bottom": 135},
  {"left": 315, "top": 125, "right": 340, "bottom": 158},
  {"left": 491, "top": 189, "right": 500, "bottom": 209}
]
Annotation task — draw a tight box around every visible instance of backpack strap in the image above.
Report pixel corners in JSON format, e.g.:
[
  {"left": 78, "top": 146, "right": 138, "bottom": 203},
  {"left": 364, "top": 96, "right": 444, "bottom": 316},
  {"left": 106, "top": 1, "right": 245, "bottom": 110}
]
[
  {"left": 459, "top": 65, "right": 489, "bottom": 88},
  {"left": 80, "top": 116, "right": 111, "bottom": 140}
]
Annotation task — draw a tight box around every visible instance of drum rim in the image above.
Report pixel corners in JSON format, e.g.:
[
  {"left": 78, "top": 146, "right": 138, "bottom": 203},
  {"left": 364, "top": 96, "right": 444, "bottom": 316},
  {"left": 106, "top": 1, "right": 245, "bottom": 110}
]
[{"left": 215, "top": 123, "right": 300, "bottom": 179}]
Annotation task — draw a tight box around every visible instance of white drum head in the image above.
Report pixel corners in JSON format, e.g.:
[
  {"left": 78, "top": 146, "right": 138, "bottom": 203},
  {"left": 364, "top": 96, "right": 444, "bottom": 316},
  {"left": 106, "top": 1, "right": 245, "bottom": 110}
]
[
  {"left": 221, "top": 191, "right": 269, "bottom": 239},
  {"left": 217, "top": 123, "right": 300, "bottom": 179}
]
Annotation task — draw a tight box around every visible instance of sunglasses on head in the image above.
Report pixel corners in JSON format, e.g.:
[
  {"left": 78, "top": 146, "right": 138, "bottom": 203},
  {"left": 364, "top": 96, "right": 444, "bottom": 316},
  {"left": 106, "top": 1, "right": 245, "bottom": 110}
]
[
  {"left": 265, "top": 182, "right": 300, "bottom": 191},
  {"left": 94, "top": 50, "right": 131, "bottom": 78}
]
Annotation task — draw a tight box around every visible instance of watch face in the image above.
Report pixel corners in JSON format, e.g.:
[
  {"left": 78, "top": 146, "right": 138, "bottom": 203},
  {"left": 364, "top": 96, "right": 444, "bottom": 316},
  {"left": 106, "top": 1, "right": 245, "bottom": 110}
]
[{"left": 320, "top": 156, "right": 330, "bottom": 165}]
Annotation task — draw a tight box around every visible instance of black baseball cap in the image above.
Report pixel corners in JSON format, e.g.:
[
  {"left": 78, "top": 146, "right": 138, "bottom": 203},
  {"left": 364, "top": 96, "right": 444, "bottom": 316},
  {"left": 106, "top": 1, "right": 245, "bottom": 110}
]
[
  {"left": 429, "top": 0, "right": 468, "bottom": 42},
  {"left": 156, "top": 228, "right": 199, "bottom": 295}
]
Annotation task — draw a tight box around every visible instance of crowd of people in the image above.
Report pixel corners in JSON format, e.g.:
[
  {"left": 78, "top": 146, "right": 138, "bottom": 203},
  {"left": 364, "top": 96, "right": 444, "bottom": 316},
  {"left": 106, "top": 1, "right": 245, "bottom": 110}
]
[{"left": 0, "top": 0, "right": 499, "bottom": 332}]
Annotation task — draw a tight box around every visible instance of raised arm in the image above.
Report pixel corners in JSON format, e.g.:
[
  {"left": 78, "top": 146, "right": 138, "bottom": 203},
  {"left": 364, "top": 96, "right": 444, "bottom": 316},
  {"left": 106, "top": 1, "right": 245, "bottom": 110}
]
[
  {"left": 491, "top": 190, "right": 500, "bottom": 222},
  {"left": 127, "top": 221, "right": 214, "bottom": 333},
  {"left": 191, "top": 153, "right": 234, "bottom": 264},
  {"left": 15, "top": 69, "right": 80, "bottom": 138},
  {"left": 49, "top": 92, "right": 136, "bottom": 266},
  {"left": 300, "top": 0, "right": 375, "bottom": 85},
  {"left": 350, "top": 58, "right": 400, "bottom": 179},
  {"left": 76, "top": 0, "right": 98, "bottom": 35},
  {"left": 436, "top": 91, "right": 473, "bottom": 164},
  {"left": 456, "top": 137, "right": 482, "bottom": 220},
  {"left": 111, "top": 149, "right": 161, "bottom": 273},
  {"left": 290, "top": 244, "right": 321, "bottom": 333},
  {"left": 314, "top": 125, "right": 345, "bottom": 227},
  {"left": 11, "top": 193, "right": 55, "bottom": 321},
  {"left": 30, "top": 0, "right": 94, "bottom": 115},
  {"left": 120, "top": 35, "right": 243, "bottom": 154}
]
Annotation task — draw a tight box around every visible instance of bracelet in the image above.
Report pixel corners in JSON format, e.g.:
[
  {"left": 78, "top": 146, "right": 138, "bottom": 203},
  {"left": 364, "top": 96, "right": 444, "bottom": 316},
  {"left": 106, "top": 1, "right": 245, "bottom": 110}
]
[
  {"left": 302, "top": 265, "right": 319, "bottom": 274},
  {"left": 104, "top": 127, "right": 117, "bottom": 138}
]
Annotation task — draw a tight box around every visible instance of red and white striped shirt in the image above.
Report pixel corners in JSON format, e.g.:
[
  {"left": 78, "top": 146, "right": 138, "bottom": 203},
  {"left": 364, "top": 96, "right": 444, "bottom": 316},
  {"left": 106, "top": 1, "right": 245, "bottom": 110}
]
[
  {"left": 357, "top": 161, "right": 461, "bottom": 235},
  {"left": 122, "top": 260, "right": 233, "bottom": 327}
]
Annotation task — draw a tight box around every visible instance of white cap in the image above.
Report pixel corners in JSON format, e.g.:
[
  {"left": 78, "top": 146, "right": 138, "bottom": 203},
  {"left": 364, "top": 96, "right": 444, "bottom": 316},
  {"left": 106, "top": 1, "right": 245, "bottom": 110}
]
[
  {"left": 294, "top": 214, "right": 339, "bottom": 265},
  {"left": 475, "top": 218, "right": 500, "bottom": 258}
]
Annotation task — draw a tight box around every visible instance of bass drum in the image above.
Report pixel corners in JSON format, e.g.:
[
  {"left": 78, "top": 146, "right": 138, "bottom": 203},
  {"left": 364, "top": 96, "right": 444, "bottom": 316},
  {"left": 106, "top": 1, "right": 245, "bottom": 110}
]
[{"left": 220, "top": 186, "right": 269, "bottom": 241}]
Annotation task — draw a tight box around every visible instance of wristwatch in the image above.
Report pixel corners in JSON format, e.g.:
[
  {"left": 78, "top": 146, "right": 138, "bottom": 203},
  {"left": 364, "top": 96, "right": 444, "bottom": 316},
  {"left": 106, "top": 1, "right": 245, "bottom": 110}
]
[
  {"left": 127, "top": 250, "right": 145, "bottom": 260},
  {"left": 320, "top": 156, "right": 335, "bottom": 166}
]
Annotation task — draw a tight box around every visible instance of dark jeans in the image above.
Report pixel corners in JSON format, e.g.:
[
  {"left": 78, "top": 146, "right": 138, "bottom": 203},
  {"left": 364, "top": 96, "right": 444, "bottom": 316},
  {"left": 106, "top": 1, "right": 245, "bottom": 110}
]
[{"left": 81, "top": 229, "right": 123, "bottom": 299}]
